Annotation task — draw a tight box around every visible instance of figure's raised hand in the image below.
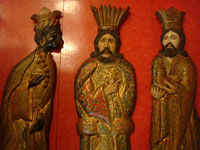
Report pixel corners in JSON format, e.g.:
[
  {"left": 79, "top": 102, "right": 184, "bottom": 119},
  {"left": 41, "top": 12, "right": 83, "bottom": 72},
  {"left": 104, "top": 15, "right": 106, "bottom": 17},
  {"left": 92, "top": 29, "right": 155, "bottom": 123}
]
[
  {"left": 164, "top": 80, "right": 177, "bottom": 94},
  {"left": 104, "top": 79, "right": 121, "bottom": 96},
  {"left": 151, "top": 86, "right": 165, "bottom": 99},
  {"left": 30, "top": 112, "right": 44, "bottom": 134}
]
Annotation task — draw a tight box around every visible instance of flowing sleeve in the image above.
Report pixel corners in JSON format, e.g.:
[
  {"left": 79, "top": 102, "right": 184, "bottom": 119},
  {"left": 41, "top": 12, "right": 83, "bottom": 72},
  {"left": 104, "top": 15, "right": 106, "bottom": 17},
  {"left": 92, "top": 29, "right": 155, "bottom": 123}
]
[
  {"left": 174, "top": 57, "right": 197, "bottom": 148},
  {"left": 111, "top": 60, "right": 136, "bottom": 135},
  {"left": 118, "top": 60, "right": 136, "bottom": 117},
  {"left": 150, "top": 55, "right": 166, "bottom": 149}
]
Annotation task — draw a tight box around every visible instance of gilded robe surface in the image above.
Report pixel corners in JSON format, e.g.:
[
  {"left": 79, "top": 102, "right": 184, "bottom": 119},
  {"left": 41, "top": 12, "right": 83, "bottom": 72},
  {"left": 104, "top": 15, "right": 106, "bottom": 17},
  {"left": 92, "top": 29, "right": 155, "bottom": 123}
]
[
  {"left": 150, "top": 53, "right": 200, "bottom": 150},
  {"left": 75, "top": 58, "right": 136, "bottom": 150},
  {"left": 0, "top": 49, "right": 56, "bottom": 150}
]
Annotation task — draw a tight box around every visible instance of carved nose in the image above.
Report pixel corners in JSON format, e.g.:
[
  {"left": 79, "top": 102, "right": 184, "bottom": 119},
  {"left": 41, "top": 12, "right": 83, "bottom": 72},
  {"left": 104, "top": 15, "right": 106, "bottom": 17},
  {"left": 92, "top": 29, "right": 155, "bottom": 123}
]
[{"left": 105, "top": 41, "right": 109, "bottom": 47}]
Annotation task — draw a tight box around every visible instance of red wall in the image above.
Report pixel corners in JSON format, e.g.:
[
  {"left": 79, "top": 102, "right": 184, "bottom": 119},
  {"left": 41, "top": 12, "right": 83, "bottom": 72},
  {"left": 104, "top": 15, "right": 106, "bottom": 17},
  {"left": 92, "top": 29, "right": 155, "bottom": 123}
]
[{"left": 0, "top": 0, "right": 200, "bottom": 150}]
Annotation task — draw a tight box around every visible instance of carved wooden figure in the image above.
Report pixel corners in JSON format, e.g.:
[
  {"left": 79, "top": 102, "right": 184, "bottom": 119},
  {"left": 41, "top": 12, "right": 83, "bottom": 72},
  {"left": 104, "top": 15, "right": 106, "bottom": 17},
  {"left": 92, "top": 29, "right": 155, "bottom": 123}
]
[
  {"left": 150, "top": 7, "right": 200, "bottom": 150},
  {"left": 0, "top": 7, "right": 63, "bottom": 150},
  {"left": 74, "top": 5, "right": 136, "bottom": 150}
]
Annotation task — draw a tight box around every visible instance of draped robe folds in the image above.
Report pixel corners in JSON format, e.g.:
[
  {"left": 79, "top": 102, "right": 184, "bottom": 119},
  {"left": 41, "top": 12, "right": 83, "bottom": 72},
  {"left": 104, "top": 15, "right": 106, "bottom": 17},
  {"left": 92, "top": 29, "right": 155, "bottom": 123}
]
[
  {"left": 150, "top": 54, "right": 200, "bottom": 150},
  {"left": 75, "top": 58, "right": 136, "bottom": 150},
  {"left": 0, "top": 50, "right": 56, "bottom": 150}
]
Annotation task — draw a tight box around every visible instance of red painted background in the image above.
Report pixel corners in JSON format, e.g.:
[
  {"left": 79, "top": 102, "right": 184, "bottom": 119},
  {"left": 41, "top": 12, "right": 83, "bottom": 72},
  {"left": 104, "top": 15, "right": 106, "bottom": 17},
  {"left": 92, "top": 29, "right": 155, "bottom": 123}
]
[{"left": 0, "top": 0, "right": 200, "bottom": 150}]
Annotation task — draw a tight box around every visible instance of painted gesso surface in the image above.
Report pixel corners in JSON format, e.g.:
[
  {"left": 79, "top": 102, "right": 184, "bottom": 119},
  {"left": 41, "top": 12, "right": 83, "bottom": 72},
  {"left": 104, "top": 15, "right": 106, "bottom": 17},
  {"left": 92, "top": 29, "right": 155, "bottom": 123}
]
[{"left": 0, "top": 0, "right": 200, "bottom": 149}]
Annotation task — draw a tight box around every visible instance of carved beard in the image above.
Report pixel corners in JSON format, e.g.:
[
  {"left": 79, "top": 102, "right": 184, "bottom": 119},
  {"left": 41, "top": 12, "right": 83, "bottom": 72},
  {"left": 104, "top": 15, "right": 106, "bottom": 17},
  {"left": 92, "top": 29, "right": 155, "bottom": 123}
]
[
  {"left": 97, "top": 47, "right": 117, "bottom": 63},
  {"left": 161, "top": 43, "right": 178, "bottom": 58}
]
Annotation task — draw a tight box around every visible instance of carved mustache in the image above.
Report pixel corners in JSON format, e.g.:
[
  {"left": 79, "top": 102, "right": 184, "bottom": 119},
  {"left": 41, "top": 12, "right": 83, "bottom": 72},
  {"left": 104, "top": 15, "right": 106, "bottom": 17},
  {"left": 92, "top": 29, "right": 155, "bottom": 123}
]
[
  {"left": 100, "top": 47, "right": 114, "bottom": 56},
  {"left": 164, "top": 43, "right": 176, "bottom": 49}
]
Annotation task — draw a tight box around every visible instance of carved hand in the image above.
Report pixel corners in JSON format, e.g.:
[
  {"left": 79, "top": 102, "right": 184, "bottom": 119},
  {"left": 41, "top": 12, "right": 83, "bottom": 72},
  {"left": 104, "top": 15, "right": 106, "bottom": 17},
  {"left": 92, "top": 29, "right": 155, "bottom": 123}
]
[
  {"left": 104, "top": 79, "right": 121, "bottom": 97},
  {"left": 30, "top": 113, "right": 44, "bottom": 134},
  {"left": 30, "top": 110, "right": 44, "bottom": 134},
  {"left": 155, "top": 80, "right": 177, "bottom": 94},
  {"left": 151, "top": 86, "right": 165, "bottom": 99}
]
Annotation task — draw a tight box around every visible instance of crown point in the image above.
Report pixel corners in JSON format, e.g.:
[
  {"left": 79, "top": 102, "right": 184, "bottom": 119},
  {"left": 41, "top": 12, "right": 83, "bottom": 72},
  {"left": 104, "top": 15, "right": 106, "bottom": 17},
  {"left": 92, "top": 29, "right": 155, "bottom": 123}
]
[
  {"left": 40, "top": 7, "right": 51, "bottom": 15},
  {"left": 126, "top": 6, "right": 130, "bottom": 11},
  {"left": 91, "top": 5, "right": 129, "bottom": 32},
  {"left": 155, "top": 7, "right": 185, "bottom": 31},
  {"left": 31, "top": 7, "right": 62, "bottom": 30}
]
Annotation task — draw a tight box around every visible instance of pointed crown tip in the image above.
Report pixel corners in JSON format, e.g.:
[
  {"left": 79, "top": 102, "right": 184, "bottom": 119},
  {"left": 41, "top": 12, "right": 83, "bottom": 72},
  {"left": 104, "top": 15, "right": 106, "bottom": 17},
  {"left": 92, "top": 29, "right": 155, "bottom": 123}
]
[
  {"left": 31, "top": 7, "right": 62, "bottom": 31},
  {"left": 91, "top": 5, "right": 130, "bottom": 31}
]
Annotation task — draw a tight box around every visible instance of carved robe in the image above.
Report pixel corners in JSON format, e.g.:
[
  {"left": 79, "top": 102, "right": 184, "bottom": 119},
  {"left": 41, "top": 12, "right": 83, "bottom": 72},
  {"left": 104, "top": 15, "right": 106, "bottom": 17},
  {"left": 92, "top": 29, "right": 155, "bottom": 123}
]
[
  {"left": 0, "top": 49, "right": 56, "bottom": 150},
  {"left": 75, "top": 58, "right": 136, "bottom": 150},
  {"left": 150, "top": 54, "right": 200, "bottom": 150}
]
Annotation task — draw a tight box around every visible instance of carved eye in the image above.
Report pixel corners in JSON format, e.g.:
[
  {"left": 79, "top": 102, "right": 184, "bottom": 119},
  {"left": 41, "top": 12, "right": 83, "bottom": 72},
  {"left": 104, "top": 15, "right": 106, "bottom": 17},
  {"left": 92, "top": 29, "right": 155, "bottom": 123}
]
[
  {"left": 100, "top": 38, "right": 106, "bottom": 43},
  {"left": 109, "top": 38, "right": 114, "bottom": 43},
  {"left": 47, "top": 30, "right": 58, "bottom": 41},
  {"left": 171, "top": 35, "right": 177, "bottom": 39},
  {"left": 163, "top": 35, "right": 168, "bottom": 40}
]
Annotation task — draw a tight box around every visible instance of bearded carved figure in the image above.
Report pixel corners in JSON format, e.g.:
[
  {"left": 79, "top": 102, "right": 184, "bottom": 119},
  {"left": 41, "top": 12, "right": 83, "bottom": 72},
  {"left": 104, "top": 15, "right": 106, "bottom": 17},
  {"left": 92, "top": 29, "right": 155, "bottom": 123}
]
[
  {"left": 74, "top": 5, "right": 136, "bottom": 150},
  {"left": 0, "top": 7, "right": 63, "bottom": 150},
  {"left": 150, "top": 7, "right": 200, "bottom": 150}
]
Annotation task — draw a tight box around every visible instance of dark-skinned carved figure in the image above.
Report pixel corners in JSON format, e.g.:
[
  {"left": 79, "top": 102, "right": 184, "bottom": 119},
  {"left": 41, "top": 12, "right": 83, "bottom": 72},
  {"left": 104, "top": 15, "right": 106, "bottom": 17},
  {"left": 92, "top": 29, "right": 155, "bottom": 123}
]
[{"left": 0, "top": 7, "right": 63, "bottom": 150}]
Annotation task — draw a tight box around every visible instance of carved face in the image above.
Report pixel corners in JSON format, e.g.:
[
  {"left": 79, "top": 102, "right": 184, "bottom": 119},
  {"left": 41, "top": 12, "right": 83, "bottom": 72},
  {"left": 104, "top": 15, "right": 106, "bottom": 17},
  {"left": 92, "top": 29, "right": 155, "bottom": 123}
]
[
  {"left": 162, "top": 30, "right": 180, "bottom": 49},
  {"left": 39, "top": 27, "right": 64, "bottom": 51},
  {"left": 98, "top": 34, "right": 116, "bottom": 57},
  {"left": 45, "top": 28, "right": 64, "bottom": 50}
]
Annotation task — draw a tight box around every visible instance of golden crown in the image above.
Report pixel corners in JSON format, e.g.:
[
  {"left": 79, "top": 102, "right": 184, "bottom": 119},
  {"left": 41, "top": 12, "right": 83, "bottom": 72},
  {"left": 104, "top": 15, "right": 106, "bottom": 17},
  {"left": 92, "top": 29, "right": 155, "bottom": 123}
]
[
  {"left": 155, "top": 7, "right": 185, "bottom": 31},
  {"left": 31, "top": 7, "right": 62, "bottom": 30},
  {"left": 91, "top": 5, "right": 130, "bottom": 31}
]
